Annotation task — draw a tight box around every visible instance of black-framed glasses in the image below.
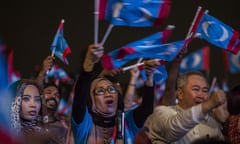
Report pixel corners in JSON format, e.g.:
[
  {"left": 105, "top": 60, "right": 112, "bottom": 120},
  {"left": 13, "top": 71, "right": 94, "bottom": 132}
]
[{"left": 94, "top": 85, "right": 117, "bottom": 96}]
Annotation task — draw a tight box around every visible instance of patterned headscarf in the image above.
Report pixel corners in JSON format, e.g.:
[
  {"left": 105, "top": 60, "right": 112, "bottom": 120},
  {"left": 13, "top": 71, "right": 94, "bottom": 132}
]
[{"left": 9, "top": 79, "right": 42, "bottom": 135}]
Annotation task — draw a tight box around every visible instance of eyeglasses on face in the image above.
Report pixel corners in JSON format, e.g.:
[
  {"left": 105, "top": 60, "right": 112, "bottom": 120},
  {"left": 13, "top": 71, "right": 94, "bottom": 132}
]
[{"left": 94, "top": 85, "right": 117, "bottom": 96}]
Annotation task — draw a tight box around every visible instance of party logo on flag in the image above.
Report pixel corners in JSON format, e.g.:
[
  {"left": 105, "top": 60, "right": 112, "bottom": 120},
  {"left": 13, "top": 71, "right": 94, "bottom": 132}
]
[
  {"left": 195, "top": 12, "right": 240, "bottom": 54},
  {"left": 101, "top": 29, "right": 187, "bottom": 71},
  {"left": 180, "top": 46, "right": 209, "bottom": 72},
  {"left": 99, "top": 0, "right": 171, "bottom": 27},
  {"left": 223, "top": 50, "right": 240, "bottom": 73}
]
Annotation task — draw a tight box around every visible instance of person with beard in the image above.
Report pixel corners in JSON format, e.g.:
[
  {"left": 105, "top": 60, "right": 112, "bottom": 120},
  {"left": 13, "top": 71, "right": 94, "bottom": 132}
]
[
  {"left": 71, "top": 44, "right": 159, "bottom": 144},
  {"left": 41, "top": 83, "right": 68, "bottom": 144},
  {"left": 36, "top": 56, "right": 69, "bottom": 144}
]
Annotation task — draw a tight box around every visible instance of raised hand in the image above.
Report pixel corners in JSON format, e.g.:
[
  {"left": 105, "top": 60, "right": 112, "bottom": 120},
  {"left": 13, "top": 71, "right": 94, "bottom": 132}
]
[
  {"left": 42, "top": 56, "right": 55, "bottom": 72},
  {"left": 83, "top": 44, "right": 104, "bottom": 72},
  {"left": 202, "top": 89, "right": 227, "bottom": 115},
  {"left": 143, "top": 59, "right": 162, "bottom": 86}
]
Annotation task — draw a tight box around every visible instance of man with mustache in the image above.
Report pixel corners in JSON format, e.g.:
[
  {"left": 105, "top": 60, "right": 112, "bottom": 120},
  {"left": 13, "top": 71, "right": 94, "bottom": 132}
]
[{"left": 36, "top": 56, "right": 69, "bottom": 144}]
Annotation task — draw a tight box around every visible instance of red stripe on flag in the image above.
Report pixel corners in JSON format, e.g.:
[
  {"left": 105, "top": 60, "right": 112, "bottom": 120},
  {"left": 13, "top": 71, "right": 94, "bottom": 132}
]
[
  {"left": 222, "top": 50, "right": 230, "bottom": 73},
  {"left": 117, "top": 48, "right": 136, "bottom": 59},
  {"left": 59, "top": 105, "right": 69, "bottom": 115},
  {"left": 154, "top": 0, "right": 171, "bottom": 26},
  {"left": 161, "top": 27, "right": 173, "bottom": 43},
  {"left": 101, "top": 54, "right": 114, "bottom": 70},
  {"left": 0, "top": 125, "right": 21, "bottom": 144},
  {"left": 63, "top": 47, "right": 71, "bottom": 64},
  {"left": 227, "top": 30, "right": 240, "bottom": 54},
  {"left": 99, "top": 0, "right": 108, "bottom": 20},
  {"left": 202, "top": 46, "right": 210, "bottom": 70},
  {"left": 191, "top": 9, "right": 204, "bottom": 33},
  {"left": 58, "top": 20, "right": 64, "bottom": 32}
]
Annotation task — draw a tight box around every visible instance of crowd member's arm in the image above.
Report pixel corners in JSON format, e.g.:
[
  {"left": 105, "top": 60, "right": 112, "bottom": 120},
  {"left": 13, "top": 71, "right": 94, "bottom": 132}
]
[
  {"left": 134, "top": 59, "right": 161, "bottom": 127},
  {"left": 158, "top": 57, "right": 182, "bottom": 106},
  {"left": 124, "top": 67, "right": 140, "bottom": 111},
  {"left": 159, "top": 48, "right": 185, "bottom": 106},
  {"left": 72, "top": 44, "right": 103, "bottom": 124},
  {"left": 36, "top": 56, "right": 55, "bottom": 87}
]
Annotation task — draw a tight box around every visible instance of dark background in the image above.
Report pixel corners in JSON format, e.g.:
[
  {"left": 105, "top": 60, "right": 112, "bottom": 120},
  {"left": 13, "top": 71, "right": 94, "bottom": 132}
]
[{"left": 0, "top": 0, "right": 239, "bottom": 89}]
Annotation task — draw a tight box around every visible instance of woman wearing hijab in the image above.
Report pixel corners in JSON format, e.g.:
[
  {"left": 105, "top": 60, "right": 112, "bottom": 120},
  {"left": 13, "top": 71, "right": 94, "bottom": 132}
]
[
  {"left": 10, "top": 79, "right": 69, "bottom": 144},
  {"left": 71, "top": 44, "right": 159, "bottom": 144},
  {"left": 9, "top": 79, "right": 43, "bottom": 143}
]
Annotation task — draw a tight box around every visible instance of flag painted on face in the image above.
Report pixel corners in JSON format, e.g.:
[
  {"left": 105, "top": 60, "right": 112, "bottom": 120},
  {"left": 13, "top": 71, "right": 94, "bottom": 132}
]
[
  {"left": 50, "top": 20, "right": 71, "bottom": 64},
  {"left": 195, "top": 13, "right": 240, "bottom": 54},
  {"left": 180, "top": 46, "right": 210, "bottom": 72},
  {"left": 101, "top": 30, "right": 185, "bottom": 70},
  {"left": 223, "top": 50, "right": 240, "bottom": 73},
  {"left": 99, "top": 0, "right": 171, "bottom": 27}
]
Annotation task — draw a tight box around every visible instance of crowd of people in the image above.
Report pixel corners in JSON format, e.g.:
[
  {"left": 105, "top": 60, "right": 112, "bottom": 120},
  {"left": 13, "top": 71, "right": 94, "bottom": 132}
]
[
  {"left": 2, "top": 43, "right": 240, "bottom": 144},
  {"left": 0, "top": 1, "right": 240, "bottom": 144}
]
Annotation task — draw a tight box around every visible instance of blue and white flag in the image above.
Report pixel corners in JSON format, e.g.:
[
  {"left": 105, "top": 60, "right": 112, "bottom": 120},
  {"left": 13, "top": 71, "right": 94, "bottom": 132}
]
[
  {"left": 101, "top": 30, "right": 188, "bottom": 70},
  {"left": 180, "top": 46, "right": 210, "bottom": 72},
  {"left": 99, "top": 0, "right": 171, "bottom": 27},
  {"left": 50, "top": 20, "right": 71, "bottom": 64},
  {"left": 195, "top": 12, "right": 240, "bottom": 54},
  {"left": 223, "top": 50, "right": 240, "bottom": 73}
]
